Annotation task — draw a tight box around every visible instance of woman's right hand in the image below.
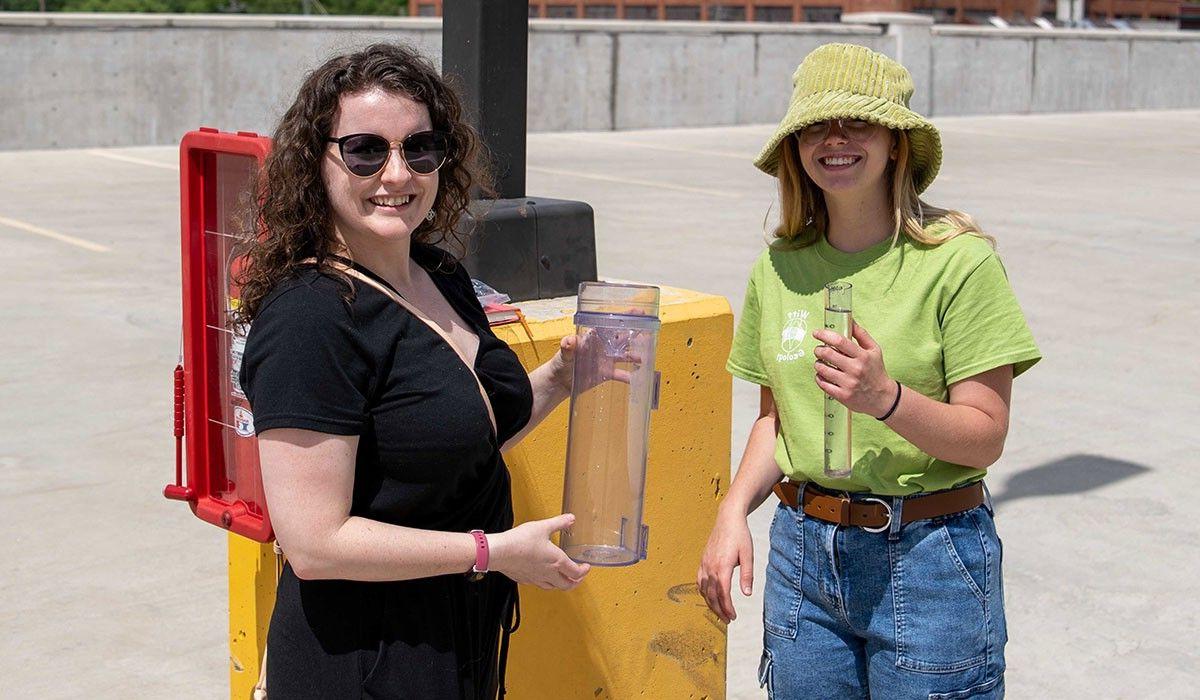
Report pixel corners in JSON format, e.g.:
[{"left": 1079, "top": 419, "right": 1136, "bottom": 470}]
[
  {"left": 490, "top": 514, "right": 591, "bottom": 591},
  {"left": 697, "top": 509, "right": 754, "bottom": 624}
]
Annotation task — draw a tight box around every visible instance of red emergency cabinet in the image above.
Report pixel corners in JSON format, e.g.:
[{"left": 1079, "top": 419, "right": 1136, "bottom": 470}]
[{"left": 165, "top": 128, "right": 274, "bottom": 542}]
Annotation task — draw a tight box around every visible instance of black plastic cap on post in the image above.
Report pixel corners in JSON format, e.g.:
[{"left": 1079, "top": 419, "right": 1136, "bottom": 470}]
[{"left": 459, "top": 198, "right": 598, "bottom": 303}]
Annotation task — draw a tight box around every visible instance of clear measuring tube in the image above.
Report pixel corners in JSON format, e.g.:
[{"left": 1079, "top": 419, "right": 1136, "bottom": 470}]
[{"left": 823, "top": 281, "right": 853, "bottom": 479}]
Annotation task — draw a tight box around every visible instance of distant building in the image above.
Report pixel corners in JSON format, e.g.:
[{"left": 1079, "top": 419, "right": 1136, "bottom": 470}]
[
  {"left": 409, "top": 1, "right": 1185, "bottom": 25},
  {"left": 1184, "top": 1, "right": 1200, "bottom": 27},
  {"left": 1082, "top": 0, "right": 1182, "bottom": 23}
]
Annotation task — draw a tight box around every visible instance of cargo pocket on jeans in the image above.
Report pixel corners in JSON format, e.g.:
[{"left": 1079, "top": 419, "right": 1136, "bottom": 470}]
[
  {"left": 892, "top": 510, "right": 990, "bottom": 674},
  {"left": 763, "top": 504, "right": 804, "bottom": 640},
  {"left": 758, "top": 648, "right": 775, "bottom": 698},
  {"left": 929, "top": 670, "right": 1004, "bottom": 699}
]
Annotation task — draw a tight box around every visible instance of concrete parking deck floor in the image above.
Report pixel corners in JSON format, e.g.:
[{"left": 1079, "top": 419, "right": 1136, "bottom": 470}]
[{"left": 1, "top": 110, "right": 1197, "bottom": 698}]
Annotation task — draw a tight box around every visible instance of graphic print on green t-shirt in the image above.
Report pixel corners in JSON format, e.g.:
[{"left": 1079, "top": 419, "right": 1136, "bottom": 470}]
[{"left": 726, "top": 228, "right": 1042, "bottom": 496}]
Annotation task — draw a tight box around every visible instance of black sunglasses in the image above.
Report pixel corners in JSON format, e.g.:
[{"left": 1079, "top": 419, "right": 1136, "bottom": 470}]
[{"left": 325, "top": 130, "right": 451, "bottom": 177}]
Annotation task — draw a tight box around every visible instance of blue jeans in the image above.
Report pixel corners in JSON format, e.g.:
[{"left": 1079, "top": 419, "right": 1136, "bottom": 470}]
[{"left": 759, "top": 486, "right": 1007, "bottom": 699}]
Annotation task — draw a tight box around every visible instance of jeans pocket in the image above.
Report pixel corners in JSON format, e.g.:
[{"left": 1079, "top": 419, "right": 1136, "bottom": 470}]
[
  {"left": 939, "top": 513, "right": 988, "bottom": 606},
  {"left": 928, "top": 670, "right": 1005, "bottom": 699},
  {"left": 763, "top": 504, "right": 804, "bottom": 640},
  {"left": 982, "top": 509, "right": 1008, "bottom": 649},
  {"left": 892, "top": 510, "right": 991, "bottom": 674}
]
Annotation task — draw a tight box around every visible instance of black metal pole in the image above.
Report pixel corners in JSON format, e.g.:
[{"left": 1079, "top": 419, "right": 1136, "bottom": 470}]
[
  {"left": 442, "top": 1, "right": 595, "bottom": 302},
  {"left": 442, "top": 1, "right": 528, "bottom": 199}
]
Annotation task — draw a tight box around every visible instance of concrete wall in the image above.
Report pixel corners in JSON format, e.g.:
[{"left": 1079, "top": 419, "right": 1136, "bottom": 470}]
[
  {"left": 0, "top": 15, "right": 444, "bottom": 149},
  {"left": 599, "top": 23, "right": 888, "bottom": 129},
  {"left": 1, "top": 12, "right": 1199, "bottom": 150},
  {"left": 0, "top": 14, "right": 885, "bottom": 149},
  {"left": 931, "top": 25, "right": 1200, "bottom": 115}
]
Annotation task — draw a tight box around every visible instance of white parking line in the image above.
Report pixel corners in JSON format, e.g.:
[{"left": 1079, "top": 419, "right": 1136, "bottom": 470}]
[
  {"left": 86, "top": 149, "right": 178, "bottom": 171},
  {"left": 528, "top": 165, "right": 739, "bottom": 198},
  {"left": 542, "top": 133, "right": 751, "bottom": 160},
  {"left": 0, "top": 215, "right": 111, "bottom": 253},
  {"left": 1048, "top": 157, "right": 1108, "bottom": 167},
  {"left": 939, "top": 126, "right": 1200, "bottom": 154}
]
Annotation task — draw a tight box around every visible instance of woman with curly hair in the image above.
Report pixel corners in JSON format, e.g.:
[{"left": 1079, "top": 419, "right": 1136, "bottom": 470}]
[
  {"left": 697, "top": 44, "right": 1041, "bottom": 698},
  {"left": 235, "top": 43, "right": 588, "bottom": 699}
]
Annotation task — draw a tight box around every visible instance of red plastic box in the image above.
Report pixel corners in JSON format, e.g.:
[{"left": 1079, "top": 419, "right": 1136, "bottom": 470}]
[{"left": 164, "top": 128, "right": 274, "bottom": 543}]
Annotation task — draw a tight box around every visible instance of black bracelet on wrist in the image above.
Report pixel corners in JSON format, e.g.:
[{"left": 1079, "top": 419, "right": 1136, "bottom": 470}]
[{"left": 876, "top": 380, "right": 902, "bottom": 421}]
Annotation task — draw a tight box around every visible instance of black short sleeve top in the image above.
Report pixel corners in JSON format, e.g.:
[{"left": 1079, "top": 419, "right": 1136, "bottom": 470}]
[{"left": 239, "top": 243, "right": 534, "bottom": 532}]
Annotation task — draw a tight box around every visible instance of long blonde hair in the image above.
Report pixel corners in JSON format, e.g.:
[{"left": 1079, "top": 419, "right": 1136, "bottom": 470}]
[{"left": 772, "top": 131, "right": 993, "bottom": 248}]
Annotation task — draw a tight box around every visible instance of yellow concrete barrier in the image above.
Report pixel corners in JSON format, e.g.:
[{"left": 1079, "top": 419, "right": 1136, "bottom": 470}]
[{"left": 228, "top": 285, "right": 732, "bottom": 699}]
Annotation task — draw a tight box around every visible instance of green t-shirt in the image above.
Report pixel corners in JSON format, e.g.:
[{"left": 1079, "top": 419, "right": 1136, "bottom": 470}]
[{"left": 726, "top": 229, "right": 1042, "bottom": 495}]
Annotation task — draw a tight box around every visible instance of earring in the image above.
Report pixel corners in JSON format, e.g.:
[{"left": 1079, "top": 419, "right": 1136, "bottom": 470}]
[{"left": 425, "top": 210, "right": 435, "bottom": 223}]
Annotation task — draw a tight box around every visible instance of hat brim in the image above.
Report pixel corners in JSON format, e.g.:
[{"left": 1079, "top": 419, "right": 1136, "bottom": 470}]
[{"left": 754, "top": 89, "right": 942, "bottom": 194}]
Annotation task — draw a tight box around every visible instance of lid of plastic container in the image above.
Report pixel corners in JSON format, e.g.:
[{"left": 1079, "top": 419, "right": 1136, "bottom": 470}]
[
  {"left": 577, "top": 281, "right": 660, "bottom": 318},
  {"left": 573, "top": 310, "right": 660, "bottom": 331}
]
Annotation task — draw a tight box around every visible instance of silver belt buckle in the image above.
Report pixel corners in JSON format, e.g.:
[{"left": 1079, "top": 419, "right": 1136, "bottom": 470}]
[{"left": 860, "top": 497, "right": 893, "bottom": 533}]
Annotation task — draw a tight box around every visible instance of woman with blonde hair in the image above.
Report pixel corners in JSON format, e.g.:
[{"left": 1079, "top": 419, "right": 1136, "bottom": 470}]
[{"left": 698, "top": 44, "right": 1040, "bottom": 698}]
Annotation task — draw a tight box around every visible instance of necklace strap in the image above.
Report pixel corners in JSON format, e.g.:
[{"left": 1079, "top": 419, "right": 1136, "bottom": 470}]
[{"left": 300, "top": 257, "right": 498, "bottom": 438}]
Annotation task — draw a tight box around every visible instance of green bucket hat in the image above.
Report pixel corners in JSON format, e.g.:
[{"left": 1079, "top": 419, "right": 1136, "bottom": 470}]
[{"left": 754, "top": 43, "right": 942, "bottom": 194}]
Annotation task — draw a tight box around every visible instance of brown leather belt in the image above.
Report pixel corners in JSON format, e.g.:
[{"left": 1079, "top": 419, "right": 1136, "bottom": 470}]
[{"left": 772, "top": 480, "right": 985, "bottom": 533}]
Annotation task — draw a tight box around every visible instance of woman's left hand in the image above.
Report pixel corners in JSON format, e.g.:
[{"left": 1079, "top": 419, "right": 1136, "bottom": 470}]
[
  {"left": 548, "top": 332, "right": 637, "bottom": 395},
  {"left": 548, "top": 335, "right": 577, "bottom": 394},
  {"left": 812, "top": 323, "right": 896, "bottom": 419}
]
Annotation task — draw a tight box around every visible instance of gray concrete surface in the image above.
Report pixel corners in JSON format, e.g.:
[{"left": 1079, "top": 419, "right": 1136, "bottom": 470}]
[
  {"left": 5, "top": 13, "right": 1200, "bottom": 149},
  {"left": 1, "top": 109, "right": 1198, "bottom": 698}
]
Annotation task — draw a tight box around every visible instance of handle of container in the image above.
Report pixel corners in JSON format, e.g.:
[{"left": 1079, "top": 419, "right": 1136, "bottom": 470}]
[
  {"left": 651, "top": 371, "right": 661, "bottom": 410},
  {"left": 639, "top": 524, "right": 650, "bottom": 561}
]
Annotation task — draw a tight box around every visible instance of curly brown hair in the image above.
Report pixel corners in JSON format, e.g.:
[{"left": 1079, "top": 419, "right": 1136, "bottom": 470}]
[{"left": 233, "top": 43, "right": 490, "bottom": 325}]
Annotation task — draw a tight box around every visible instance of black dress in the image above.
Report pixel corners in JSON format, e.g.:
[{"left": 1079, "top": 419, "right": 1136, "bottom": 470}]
[{"left": 239, "top": 243, "right": 534, "bottom": 699}]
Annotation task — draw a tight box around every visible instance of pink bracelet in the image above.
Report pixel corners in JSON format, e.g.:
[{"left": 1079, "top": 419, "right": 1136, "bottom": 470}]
[{"left": 467, "top": 529, "right": 489, "bottom": 582}]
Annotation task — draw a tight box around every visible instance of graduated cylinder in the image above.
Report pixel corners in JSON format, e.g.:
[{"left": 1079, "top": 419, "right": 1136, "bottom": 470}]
[
  {"left": 560, "top": 282, "right": 661, "bottom": 566},
  {"left": 823, "top": 281, "right": 853, "bottom": 478}
]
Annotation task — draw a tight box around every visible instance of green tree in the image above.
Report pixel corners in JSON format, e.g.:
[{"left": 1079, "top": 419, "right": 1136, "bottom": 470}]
[
  {"left": 247, "top": 0, "right": 407, "bottom": 15},
  {"left": 0, "top": 0, "right": 68, "bottom": 10},
  {"left": 3, "top": 0, "right": 408, "bottom": 12},
  {"left": 61, "top": 0, "right": 172, "bottom": 11}
]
